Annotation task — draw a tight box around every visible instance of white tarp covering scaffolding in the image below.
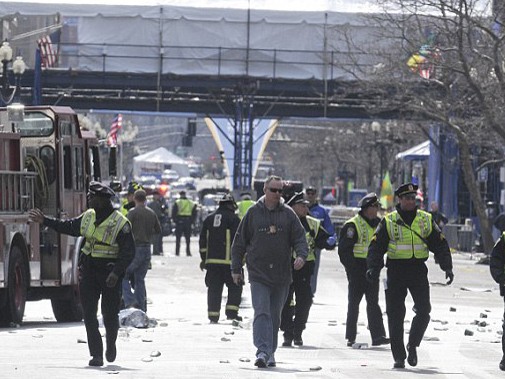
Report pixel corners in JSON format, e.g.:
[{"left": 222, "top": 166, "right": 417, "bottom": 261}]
[{"left": 0, "top": 2, "right": 387, "bottom": 80}]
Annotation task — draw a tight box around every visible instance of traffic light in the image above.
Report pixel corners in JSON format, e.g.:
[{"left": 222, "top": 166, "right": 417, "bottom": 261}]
[
  {"left": 182, "top": 135, "right": 193, "bottom": 147},
  {"left": 187, "top": 118, "right": 197, "bottom": 137}
]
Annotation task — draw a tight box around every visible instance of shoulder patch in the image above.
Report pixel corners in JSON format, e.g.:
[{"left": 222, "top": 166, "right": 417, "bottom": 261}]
[
  {"left": 346, "top": 226, "right": 356, "bottom": 239},
  {"left": 122, "top": 223, "right": 131, "bottom": 234}
]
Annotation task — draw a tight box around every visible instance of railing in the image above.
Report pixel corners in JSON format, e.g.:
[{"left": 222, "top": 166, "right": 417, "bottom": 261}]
[
  {"left": 0, "top": 171, "right": 36, "bottom": 213},
  {"left": 50, "top": 42, "right": 371, "bottom": 81}
]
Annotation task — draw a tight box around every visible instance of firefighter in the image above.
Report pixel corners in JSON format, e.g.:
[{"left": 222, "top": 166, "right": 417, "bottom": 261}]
[
  {"left": 199, "top": 193, "right": 242, "bottom": 323},
  {"left": 28, "top": 182, "right": 135, "bottom": 367},
  {"left": 280, "top": 191, "right": 333, "bottom": 346},
  {"left": 237, "top": 191, "right": 255, "bottom": 219},
  {"left": 367, "top": 182, "right": 454, "bottom": 369},
  {"left": 338, "top": 192, "right": 389, "bottom": 348},
  {"left": 172, "top": 190, "right": 197, "bottom": 256}
]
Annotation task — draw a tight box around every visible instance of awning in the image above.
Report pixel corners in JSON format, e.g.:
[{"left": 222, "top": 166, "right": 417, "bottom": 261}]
[{"left": 396, "top": 140, "right": 430, "bottom": 161}]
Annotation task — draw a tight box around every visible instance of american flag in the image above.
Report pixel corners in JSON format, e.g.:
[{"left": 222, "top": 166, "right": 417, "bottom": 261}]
[
  {"left": 37, "top": 34, "right": 58, "bottom": 68},
  {"left": 107, "top": 114, "right": 123, "bottom": 146}
]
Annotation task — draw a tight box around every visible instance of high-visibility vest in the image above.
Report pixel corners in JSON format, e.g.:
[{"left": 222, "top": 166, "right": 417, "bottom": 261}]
[
  {"left": 175, "top": 198, "right": 194, "bottom": 217},
  {"left": 385, "top": 210, "right": 432, "bottom": 260},
  {"left": 344, "top": 214, "right": 375, "bottom": 259},
  {"left": 237, "top": 199, "right": 255, "bottom": 219},
  {"left": 292, "top": 215, "right": 319, "bottom": 262},
  {"left": 80, "top": 209, "right": 130, "bottom": 259}
]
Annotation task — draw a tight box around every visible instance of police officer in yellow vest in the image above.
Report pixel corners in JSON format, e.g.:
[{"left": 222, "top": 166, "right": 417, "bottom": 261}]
[
  {"left": 120, "top": 180, "right": 143, "bottom": 216},
  {"left": 489, "top": 230, "right": 505, "bottom": 371},
  {"left": 172, "top": 190, "right": 197, "bottom": 256},
  {"left": 28, "top": 182, "right": 135, "bottom": 367},
  {"left": 367, "top": 183, "right": 454, "bottom": 369},
  {"left": 338, "top": 192, "right": 389, "bottom": 348},
  {"left": 237, "top": 191, "right": 255, "bottom": 219},
  {"left": 199, "top": 193, "right": 242, "bottom": 323},
  {"left": 280, "top": 192, "right": 334, "bottom": 347}
]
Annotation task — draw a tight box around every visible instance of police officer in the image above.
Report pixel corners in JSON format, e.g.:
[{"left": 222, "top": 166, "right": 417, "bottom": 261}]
[
  {"left": 199, "top": 193, "right": 242, "bottom": 323},
  {"left": 280, "top": 192, "right": 333, "bottom": 347},
  {"left": 490, "top": 231, "right": 505, "bottom": 371},
  {"left": 120, "top": 180, "right": 143, "bottom": 215},
  {"left": 237, "top": 191, "right": 255, "bottom": 219},
  {"left": 367, "top": 182, "right": 454, "bottom": 369},
  {"left": 304, "top": 186, "right": 337, "bottom": 295},
  {"left": 28, "top": 182, "right": 135, "bottom": 367},
  {"left": 172, "top": 190, "right": 197, "bottom": 256},
  {"left": 338, "top": 192, "right": 389, "bottom": 348}
]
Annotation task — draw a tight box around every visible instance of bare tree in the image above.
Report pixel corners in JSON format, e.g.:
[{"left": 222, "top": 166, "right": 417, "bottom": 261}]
[{"left": 330, "top": 0, "right": 505, "bottom": 253}]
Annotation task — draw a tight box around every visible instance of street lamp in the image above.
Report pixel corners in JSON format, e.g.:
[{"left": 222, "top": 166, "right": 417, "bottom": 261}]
[
  {"left": 371, "top": 121, "right": 387, "bottom": 192},
  {"left": 0, "top": 41, "right": 25, "bottom": 105}
]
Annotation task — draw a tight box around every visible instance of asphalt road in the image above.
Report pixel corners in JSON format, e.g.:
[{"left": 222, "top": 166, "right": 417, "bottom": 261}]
[{"left": 1, "top": 237, "right": 504, "bottom": 379}]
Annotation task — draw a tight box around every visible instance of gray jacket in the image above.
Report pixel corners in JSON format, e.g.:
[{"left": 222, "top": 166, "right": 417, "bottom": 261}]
[{"left": 231, "top": 196, "right": 308, "bottom": 287}]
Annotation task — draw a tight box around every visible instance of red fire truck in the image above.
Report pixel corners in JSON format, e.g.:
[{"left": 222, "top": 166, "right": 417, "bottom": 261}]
[{"left": 0, "top": 105, "right": 102, "bottom": 326}]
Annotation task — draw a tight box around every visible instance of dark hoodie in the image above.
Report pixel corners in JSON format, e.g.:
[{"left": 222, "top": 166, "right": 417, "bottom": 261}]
[{"left": 231, "top": 195, "right": 308, "bottom": 287}]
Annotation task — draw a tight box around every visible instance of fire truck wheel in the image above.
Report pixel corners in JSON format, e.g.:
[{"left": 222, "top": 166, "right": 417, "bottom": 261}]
[
  {"left": 51, "top": 285, "right": 83, "bottom": 322},
  {"left": 0, "top": 246, "right": 28, "bottom": 326}
]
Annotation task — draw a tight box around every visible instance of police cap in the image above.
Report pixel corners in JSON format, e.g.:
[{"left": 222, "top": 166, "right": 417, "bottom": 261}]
[
  {"left": 358, "top": 192, "right": 379, "bottom": 209},
  {"left": 88, "top": 181, "right": 115, "bottom": 198},
  {"left": 127, "top": 181, "right": 143, "bottom": 194},
  {"left": 286, "top": 192, "right": 309, "bottom": 207},
  {"left": 305, "top": 186, "right": 317, "bottom": 194},
  {"left": 395, "top": 182, "right": 418, "bottom": 197}
]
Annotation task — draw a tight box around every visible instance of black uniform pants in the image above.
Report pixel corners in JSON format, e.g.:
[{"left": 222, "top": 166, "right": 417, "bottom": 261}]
[
  {"left": 280, "top": 261, "right": 314, "bottom": 338},
  {"left": 79, "top": 256, "right": 122, "bottom": 359},
  {"left": 175, "top": 217, "right": 192, "bottom": 255},
  {"left": 205, "top": 264, "right": 242, "bottom": 320},
  {"left": 345, "top": 268, "right": 386, "bottom": 342},
  {"left": 386, "top": 263, "right": 431, "bottom": 362}
]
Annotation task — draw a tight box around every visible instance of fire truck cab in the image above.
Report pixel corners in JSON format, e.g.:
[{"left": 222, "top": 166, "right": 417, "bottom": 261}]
[{"left": 0, "top": 105, "right": 102, "bottom": 326}]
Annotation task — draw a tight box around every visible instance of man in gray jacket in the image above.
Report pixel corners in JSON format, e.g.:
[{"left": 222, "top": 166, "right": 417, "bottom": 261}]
[{"left": 231, "top": 176, "right": 308, "bottom": 368}]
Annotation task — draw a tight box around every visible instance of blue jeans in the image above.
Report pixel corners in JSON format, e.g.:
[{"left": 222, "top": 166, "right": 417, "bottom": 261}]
[
  {"left": 122, "top": 245, "right": 151, "bottom": 312},
  {"left": 250, "top": 280, "right": 290, "bottom": 358}
]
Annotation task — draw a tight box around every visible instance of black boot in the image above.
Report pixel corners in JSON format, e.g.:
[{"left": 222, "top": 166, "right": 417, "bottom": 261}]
[{"left": 293, "top": 333, "right": 303, "bottom": 346}]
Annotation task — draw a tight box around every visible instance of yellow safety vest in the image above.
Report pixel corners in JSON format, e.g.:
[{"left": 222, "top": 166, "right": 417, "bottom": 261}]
[
  {"left": 385, "top": 210, "right": 432, "bottom": 260},
  {"left": 292, "top": 215, "right": 319, "bottom": 262},
  {"left": 176, "top": 198, "right": 194, "bottom": 217},
  {"left": 119, "top": 198, "right": 129, "bottom": 216},
  {"left": 237, "top": 200, "right": 255, "bottom": 219},
  {"left": 80, "top": 209, "right": 130, "bottom": 259},
  {"left": 344, "top": 214, "right": 375, "bottom": 259}
]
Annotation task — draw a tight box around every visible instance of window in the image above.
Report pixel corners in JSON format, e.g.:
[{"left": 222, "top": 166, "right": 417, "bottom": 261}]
[
  {"left": 74, "top": 147, "right": 84, "bottom": 191},
  {"left": 39, "top": 145, "right": 56, "bottom": 185},
  {"left": 15, "top": 112, "right": 53, "bottom": 137},
  {"left": 63, "top": 146, "right": 72, "bottom": 189}
]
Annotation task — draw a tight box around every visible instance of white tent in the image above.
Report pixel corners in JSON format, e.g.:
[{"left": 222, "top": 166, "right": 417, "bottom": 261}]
[
  {"left": 395, "top": 140, "right": 430, "bottom": 161},
  {"left": 133, "top": 147, "right": 189, "bottom": 178}
]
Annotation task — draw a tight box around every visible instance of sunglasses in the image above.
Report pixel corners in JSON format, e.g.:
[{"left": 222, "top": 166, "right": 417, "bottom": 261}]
[{"left": 268, "top": 187, "right": 283, "bottom": 194}]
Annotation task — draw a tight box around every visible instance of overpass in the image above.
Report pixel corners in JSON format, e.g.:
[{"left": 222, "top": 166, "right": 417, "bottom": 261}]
[{"left": 0, "top": 2, "right": 407, "bottom": 189}]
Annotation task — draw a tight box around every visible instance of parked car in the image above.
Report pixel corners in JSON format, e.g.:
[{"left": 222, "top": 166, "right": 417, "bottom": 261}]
[{"left": 162, "top": 169, "right": 180, "bottom": 183}]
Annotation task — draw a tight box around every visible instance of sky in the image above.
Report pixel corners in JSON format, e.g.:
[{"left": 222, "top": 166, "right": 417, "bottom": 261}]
[{"left": 1, "top": 0, "right": 383, "bottom": 12}]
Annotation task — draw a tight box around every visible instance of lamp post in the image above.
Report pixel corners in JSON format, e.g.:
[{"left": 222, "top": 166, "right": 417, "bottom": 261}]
[
  {"left": 0, "top": 41, "right": 26, "bottom": 105},
  {"left": 371, "top": 121, "right": 390, "bottom": 193}
]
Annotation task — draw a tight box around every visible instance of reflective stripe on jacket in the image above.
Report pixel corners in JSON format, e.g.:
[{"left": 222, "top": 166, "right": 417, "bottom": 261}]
[
  {"left": 345, "top": 214, "right": 375, "bottom": 259},
  {"left": 80, "top": 209, "right": 130, "bottom": 259},
  {"left": 385, "top": 210, "right": 432, "bottom": 259}
]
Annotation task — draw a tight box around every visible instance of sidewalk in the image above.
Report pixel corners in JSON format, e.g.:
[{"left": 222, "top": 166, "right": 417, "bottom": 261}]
[{"left": 2, "top": 238, "right": 504, "bottom": 378}]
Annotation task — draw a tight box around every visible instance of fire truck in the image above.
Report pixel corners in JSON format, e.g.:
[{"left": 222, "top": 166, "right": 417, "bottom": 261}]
[{"left": 0, "top": 105, "right": 102, "bottom": 326}]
